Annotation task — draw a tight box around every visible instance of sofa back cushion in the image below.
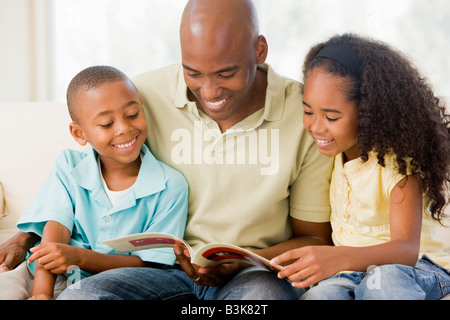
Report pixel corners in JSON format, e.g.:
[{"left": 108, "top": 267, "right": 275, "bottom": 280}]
[{"left": 0, "top": 103, "right": 85, "bottom": 218}]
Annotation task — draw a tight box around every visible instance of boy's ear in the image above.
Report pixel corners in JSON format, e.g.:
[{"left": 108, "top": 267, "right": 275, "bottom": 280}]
[{"left": 69, "top": 122, "right": 88, "bottom": 146}]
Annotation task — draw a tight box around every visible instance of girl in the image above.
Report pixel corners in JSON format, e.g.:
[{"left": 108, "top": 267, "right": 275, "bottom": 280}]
[{"left": 271, "top": 34, "right": 450, "bottom": 299}]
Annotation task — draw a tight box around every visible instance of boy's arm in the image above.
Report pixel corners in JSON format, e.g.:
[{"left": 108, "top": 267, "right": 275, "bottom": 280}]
[
  {"left": 28, "top": 240, "right": 151, "bottom": 276},
  {"left": 30, "top": 221, "right": 71, "bottom": 300}
]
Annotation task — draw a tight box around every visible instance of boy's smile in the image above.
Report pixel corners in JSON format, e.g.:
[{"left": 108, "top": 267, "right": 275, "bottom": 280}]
[{"left": 69, "top": 80, "right": 147, "bottom": 171}]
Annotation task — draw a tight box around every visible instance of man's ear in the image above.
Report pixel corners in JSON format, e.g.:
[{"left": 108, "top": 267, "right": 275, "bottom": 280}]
[
  {"left": 69, "top": 122, "right": 88, "bottom": 146},
  {"left": 255, "top": 35, "right": 268, "bottom": 65}
]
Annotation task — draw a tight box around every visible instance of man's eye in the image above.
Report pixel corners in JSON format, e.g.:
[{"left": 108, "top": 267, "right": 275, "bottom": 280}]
[
  {"left": 218, "top": 73, "right": 235, "bottom": 79},
  {"left": 187, "top": 72, "right": 201, "bottom": 78}
]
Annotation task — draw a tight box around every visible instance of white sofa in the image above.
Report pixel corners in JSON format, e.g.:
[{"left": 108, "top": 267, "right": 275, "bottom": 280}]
[{"left": 0, "top": 102, "right": 449, "bottom": 299}]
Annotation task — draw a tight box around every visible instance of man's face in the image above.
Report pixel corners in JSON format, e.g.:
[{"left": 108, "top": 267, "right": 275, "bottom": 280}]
[{"left": 181, "top": 25, "right": 266, "bottom": 130}]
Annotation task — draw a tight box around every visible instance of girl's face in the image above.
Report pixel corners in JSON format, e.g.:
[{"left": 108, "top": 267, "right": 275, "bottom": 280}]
[{"left": 302, "top": 67, "right": 360, "bottom": 162}]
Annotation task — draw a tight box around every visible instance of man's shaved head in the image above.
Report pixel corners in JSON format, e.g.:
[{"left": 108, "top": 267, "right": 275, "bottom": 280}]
[
  {"left": 179, "top": 0, "right": 268, "bottom": 131},
  {"left": 180, "top": 0, "right": 260, "bottom": 48}
]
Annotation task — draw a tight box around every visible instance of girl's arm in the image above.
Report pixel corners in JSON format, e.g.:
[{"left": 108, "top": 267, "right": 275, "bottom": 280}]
[
  {"left": 29, "top": 221, "right": 71, "bottom": 300},
  {"left": 271, "top": 175, "right": 423, "bottom": 288}
]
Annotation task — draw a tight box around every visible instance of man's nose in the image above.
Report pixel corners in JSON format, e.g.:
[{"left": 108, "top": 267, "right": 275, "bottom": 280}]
[{"left": 200, "top": 77, "right": 222, "bottom": 101}]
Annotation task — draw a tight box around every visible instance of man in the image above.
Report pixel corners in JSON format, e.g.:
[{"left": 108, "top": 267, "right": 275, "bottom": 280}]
[{"left": 1, "top": 0, "right": 333, "bottom": 300}]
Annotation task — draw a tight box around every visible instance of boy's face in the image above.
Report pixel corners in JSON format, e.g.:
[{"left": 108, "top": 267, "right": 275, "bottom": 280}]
[{"left": 70, "top": 80, "right": 147, "bottom": 168}]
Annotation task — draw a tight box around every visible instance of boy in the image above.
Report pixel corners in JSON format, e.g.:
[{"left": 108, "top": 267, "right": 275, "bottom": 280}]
[{"left": 16, "top": 66, "right": 189, "bottom": 299}]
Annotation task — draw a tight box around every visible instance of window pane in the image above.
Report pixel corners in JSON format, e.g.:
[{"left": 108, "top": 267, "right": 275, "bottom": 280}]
[{"left": 51, "top": 0, "right": 450, "bottom": 101}]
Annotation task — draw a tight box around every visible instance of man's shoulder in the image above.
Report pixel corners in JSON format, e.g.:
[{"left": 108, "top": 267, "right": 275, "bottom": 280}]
[{"left": 133, "top": 64, "right": 181, "bottom": 86}]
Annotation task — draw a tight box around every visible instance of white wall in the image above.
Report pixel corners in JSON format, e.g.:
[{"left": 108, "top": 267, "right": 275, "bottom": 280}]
[{"left": 0, "top": 0, "right": 50, "bottom": 102}]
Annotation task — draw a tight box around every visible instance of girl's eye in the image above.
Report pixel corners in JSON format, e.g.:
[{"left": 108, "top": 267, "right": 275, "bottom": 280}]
[
  {"left": 326, "top": 117, "right": 339, "bottom": 122},
  {"left": 304, "top": 111, "right": 313, "bottom": 116}
]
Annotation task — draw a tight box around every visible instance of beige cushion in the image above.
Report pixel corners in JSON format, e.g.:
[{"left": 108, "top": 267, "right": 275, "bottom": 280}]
[
  {"left": 0, "top": 261, "right": 32, "bottom": 300},
  {"left": 0, "top": 103, "right": 84, "bottom": 220}
]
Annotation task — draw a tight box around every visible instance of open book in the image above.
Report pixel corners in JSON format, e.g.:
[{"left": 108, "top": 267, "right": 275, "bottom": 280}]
[{"left": 103, "top": 232, "right": 284, "bottom": 272}]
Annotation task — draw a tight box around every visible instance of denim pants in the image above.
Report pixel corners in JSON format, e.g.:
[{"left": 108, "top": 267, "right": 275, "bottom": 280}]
[
  {"left": 57, "top": 264, "right": 304, "bottom": 300},
  {"left": 300, "top": 255, "right": 450, "bottom": 300}
]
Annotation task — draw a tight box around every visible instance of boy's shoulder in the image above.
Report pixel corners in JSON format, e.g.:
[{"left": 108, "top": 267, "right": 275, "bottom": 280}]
[
  {"left": 140, "top": 145, "right": 188, "bottom": 193},
  {"left": 53, "top": 148, "right": 92, "bottom": 171},
  {"left": 157, "top": 159, "right": 188, "bottom": 186}
]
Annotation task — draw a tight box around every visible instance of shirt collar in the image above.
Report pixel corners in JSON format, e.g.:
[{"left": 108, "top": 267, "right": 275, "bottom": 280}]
[
  {"left": 71, "top": 144, "right": 166, "bottom": 200},
  {"left": 173, "top": 63, "right": 286, "bottom": 122}
]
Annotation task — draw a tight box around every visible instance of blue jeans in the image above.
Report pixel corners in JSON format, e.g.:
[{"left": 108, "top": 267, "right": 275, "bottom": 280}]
[
  {"left": 57, "top": 265, "right": 304, "bottom": 300},
  {"left": 301, "top": 255, "right": 450, "bottom": 300}
]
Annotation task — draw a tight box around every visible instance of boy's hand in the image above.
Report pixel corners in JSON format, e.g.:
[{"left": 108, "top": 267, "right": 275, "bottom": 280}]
[
  {"left": 28, "top": 242, "right": 81, "bottom": 274},
  {"left": 28, "top": 294, "right": 54, "bottom": 300},
  {"left": 270, "top": 245, "right": 341, "bottom": 288}
]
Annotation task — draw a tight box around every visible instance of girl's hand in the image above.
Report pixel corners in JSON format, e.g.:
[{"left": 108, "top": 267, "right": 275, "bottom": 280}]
[
  {"left": 28, "top": 242, "right": 81, "bottom": 274},
  {"left": 270, "top": 245, "right": 342, "bottom": 288}
]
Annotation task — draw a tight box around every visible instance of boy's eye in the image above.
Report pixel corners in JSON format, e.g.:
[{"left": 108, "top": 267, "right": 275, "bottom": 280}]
[
  {"left": 127, "top": 112, "right": 139, "bottom": 119},
  {"left": 100, "top": 122, "right": 113, "bottom": 128}
]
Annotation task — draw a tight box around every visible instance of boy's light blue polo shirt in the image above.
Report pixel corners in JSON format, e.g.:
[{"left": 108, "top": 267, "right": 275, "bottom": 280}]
[{"left": 17, "top": 144, "right": 189, "bottom": 268}]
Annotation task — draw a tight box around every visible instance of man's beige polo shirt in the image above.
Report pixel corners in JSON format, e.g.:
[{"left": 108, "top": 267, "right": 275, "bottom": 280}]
[{"left": 133, "top": 63, "right": 333, "bottom": 252}]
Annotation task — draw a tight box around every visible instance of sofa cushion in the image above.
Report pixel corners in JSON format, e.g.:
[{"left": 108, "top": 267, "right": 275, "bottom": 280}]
[
  {"left": 0, "top": 182, "right": 4, "bottom": 215},
  {"left": 0, "top": 103, "right": 85, "bottom": 220}
]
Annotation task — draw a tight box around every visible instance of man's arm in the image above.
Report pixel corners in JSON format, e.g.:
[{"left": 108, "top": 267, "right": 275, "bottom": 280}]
[{"left": 0, "top": 231, "right": 40, "bottom": 272}]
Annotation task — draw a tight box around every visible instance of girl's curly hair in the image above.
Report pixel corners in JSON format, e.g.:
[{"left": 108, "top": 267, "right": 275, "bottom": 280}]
[{"left": 302, "top": 33, "right": 450, "bottom": 222}]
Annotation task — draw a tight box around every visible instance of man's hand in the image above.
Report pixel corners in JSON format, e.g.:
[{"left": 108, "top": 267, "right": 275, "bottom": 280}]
[
  {"left": 0, "top": 232, "right": 38, "bottom": 273},
  {"left": 0, "top": 242, "right": 26, "bottom": 272},
  {"left": 174, "top": 246, "right": 243, "bottom": 286}
]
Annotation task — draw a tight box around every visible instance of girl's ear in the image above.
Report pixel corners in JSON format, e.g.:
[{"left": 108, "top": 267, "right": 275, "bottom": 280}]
[{"left": 69, "top": 122, "right": 88, "bottom": 146}]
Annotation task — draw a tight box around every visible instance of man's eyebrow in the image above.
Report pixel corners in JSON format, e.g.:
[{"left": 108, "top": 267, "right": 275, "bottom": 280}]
[
  {"left": 182, "top": 64, "right": 198, "bottom": 73},
  {"left": 182, "top": 64, "right": 239, "bottom": 74}
]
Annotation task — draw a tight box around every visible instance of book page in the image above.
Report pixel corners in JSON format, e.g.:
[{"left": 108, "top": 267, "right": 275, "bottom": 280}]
[
  {"left": 103, "top": 232, "right": 189, "bottom": 253},
  {"left": 192, "top": 243, "right": 284, "bottom": 272}
]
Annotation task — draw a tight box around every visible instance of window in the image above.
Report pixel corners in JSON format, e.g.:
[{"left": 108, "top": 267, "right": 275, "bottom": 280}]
[{"left": 50, "top": 0, "right": 450, "bottom": 101}]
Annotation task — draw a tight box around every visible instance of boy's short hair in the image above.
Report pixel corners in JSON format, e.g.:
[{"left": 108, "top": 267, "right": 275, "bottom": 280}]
[{"left": 66, "top": 66, "right": 134, "bottom": 122}]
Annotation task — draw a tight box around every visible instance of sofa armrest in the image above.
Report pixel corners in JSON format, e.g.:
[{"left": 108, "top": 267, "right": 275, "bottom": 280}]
[{"left": 0, "top": 182, "right": 4, "bottom": 215}]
